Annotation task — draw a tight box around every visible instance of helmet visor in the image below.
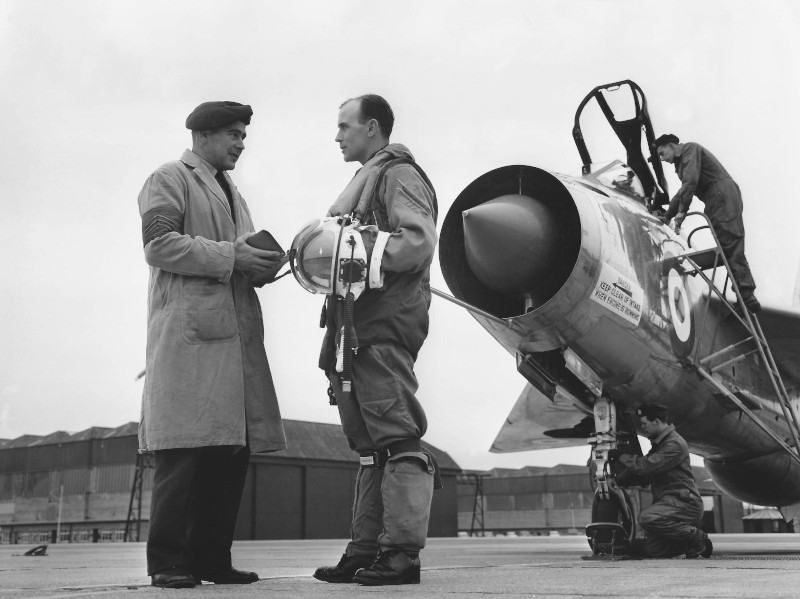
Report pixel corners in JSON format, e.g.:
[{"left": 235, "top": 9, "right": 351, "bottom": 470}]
[{"left": 290, "top": 218, "right": 339, "bottom": 294}]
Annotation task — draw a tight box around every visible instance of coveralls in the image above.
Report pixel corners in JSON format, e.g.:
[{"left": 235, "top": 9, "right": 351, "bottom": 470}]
[
  {"left": 320, "top": 143, "right": 438, "bottom": 559},
  {"left": 138, "top": 149, "right": 286, "bottom": 576},
  {"left": 619, "top": 425, "right": 706, "bottom": 558},
  {"left": 664, "top": 142, "right": 756, "bottom": 297}
]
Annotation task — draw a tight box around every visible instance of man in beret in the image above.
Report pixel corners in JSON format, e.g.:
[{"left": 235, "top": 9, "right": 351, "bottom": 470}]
[
  {"left": 654, "top": 134, "right": 760, "bottom": 313},
  {"left": 137, "top": 101, "right": 286, "bottom": 588},
  {"left": 609, "top": 404, "right": 712, "bottom": 558}
]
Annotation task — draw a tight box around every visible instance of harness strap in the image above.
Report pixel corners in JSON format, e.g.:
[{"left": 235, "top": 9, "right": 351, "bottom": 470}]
[{"left": 356, "top": 158, "right": 438, "bottom": 227}]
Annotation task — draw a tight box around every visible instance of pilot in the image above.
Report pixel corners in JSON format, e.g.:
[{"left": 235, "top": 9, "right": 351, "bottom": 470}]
[
  {"left": 653, "top": 133, "right": 760, "bottom": 313},
  {"left": 312, "top": 94, "right": 438, "bottom": 586},
  {"left": 609, "top": 404, "right": 713, "bottom": 559}
]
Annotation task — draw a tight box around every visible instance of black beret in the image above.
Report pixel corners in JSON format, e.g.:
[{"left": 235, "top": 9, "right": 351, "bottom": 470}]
[
  {"left": 637, "top": 403, "right": 670, "bottom": 422},
  {"left": 185, "top": 101, "right": 253, "bottom": 131},
  {"left": 653, "top": 133, "right": 680, "bottom": 148}
]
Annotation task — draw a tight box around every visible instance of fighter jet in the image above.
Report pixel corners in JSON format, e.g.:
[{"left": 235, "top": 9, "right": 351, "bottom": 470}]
[{"left": 436, "top": 80, "right": 800, "bottom": 555}]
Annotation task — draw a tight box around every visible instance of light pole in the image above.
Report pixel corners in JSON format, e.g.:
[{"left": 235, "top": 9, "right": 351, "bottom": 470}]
[
  {"left": 49, "top": 485, "right": 64, "bottom": 543},
  {"left": 56, "top": 484, "right": 63, "bottom": 543}
]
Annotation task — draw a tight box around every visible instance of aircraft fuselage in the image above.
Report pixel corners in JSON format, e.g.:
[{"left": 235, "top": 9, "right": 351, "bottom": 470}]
[{"left": 440, "top": 163, "right": 800, "bottom": 506}]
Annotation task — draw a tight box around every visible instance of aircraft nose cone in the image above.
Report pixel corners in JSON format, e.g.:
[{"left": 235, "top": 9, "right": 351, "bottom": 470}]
[{"left": 463, "top": 194, "right": 560, "bottom": 296}]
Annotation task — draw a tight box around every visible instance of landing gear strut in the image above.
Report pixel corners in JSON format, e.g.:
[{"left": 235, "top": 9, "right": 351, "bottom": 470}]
[{"left": 584, "top": 396, "right": 639, "bottom": 559}]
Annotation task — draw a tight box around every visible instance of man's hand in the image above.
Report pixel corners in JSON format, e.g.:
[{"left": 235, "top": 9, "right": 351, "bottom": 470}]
[
  {"left": 607, "top": 448, "right": 625, "bottom": 461},
  {"left": 234, "top": 233, "right": 285, "bottom": 278},
  {"left": 658, "top": 211, "right": 686, "bottom": 229}
]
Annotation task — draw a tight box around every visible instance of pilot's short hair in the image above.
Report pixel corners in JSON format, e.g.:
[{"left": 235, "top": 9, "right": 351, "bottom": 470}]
[
  {"left": 637, "top": 403, "right": 670, "bottom": 423},
  {"left": 653, "top": 133, "right": 680, "bottom": 148},
  {"left": 342, "top": 94, "right": 395, "bottom": 138}
]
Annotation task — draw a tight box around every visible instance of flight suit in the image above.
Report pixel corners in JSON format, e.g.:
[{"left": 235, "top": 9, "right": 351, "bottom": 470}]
[
  {"left": 618, "top": 425, "right": 707, "bottom": 558},
  {"left": 321, "top": 143, "right": 438, "bottom": 560}
]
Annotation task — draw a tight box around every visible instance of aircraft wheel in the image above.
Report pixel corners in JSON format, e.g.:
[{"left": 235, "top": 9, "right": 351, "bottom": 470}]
[{"left": 586, "top": 490, "right": 634, "bottom": 555}]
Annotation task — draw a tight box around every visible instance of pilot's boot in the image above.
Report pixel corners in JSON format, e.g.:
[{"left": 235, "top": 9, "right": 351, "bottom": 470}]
[
  {"left": 358, "top": 455, "right": 433, "bottom": 585},
  {"left": 353, "top": 550, "right": 421, "bottom": 586},
  {"left": 313, "top": 465, "right": 382, "bottom": 583},
  {"left": 313, "top": 553, "right": 375, "bottom": 583}
]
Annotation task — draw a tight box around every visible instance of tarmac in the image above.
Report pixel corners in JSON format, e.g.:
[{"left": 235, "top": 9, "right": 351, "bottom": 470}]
[{"left": 3, "top": 534, "right": 800, "bottom": 599}]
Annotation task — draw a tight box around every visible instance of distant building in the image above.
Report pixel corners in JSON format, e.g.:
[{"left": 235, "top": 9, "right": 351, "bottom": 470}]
[
  {"left": 0, "top": 421, "right": 461, "bottom": 544},
  {"left": 742, "top": 508, "right": 794, "bottom": 533},
  {"left": 457, "top": 464, "right": 745, "bottom": 536}
]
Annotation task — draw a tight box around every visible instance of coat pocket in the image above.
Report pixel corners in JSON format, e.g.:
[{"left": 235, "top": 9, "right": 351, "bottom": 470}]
[{"left": 181, "top": 308, "right": 239, "bottom": 344}]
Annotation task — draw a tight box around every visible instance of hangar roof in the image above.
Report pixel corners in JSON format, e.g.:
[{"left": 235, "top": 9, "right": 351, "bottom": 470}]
[{"left": 0, "top": 420, "right": 461, "bottom": 472}]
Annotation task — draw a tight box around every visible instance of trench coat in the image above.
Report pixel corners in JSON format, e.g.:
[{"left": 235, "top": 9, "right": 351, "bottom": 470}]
[{"left": 137, "top": 149, "right": 286, "bottom": 454}]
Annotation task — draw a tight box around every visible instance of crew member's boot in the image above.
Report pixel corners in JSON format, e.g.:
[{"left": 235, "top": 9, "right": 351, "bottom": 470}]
[
  {"left": 684, "top": 527, "right": 713, "bottom": 559},
  {"left": 740, "top": 287, "right": 761, "bottom": 313},
  {"left": 352, "top": 550, "right": 421, "bottom": 585}
]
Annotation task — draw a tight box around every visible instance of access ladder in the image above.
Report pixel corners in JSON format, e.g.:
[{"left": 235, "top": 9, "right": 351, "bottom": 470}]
[{"left": 668, "top": 211, "right": 800, "bottom": 466}]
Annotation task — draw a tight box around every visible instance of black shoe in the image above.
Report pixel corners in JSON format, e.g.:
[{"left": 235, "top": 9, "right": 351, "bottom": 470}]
[
  {"left": 151, "top": 569, "right": 197, "bottom": 589},
  {"left": 686, "top": 535, "right": 713, "bottom": 559},
  {"left": 193, "top": 567, "right": 259, "bottom": 584},
  {"left": 743, "top": 294, "right": 761, "bottom": 313},
  {"left": 313, "top": 553, "right": 375, "bottom": 583},
  {"left": 352, "top": 551, "right": 420, "bottom": 586},
  {"left": 701, "top": 538, "right": 713, "bottom": 558}
]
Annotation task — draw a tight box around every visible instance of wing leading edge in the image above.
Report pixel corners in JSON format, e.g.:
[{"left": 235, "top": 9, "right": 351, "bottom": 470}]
[{"left": 490, "top": 383, "right": 592, "bottom": 453}]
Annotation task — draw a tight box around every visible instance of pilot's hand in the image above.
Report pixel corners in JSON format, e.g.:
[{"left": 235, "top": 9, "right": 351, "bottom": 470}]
[
  {"left": 674, "top": 212, "right": 686, "bottom": 227},
  {"left": 358, "top": 225, "right": 380, "bottom": 259}
]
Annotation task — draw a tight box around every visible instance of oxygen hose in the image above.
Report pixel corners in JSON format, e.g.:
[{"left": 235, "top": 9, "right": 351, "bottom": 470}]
[
  {"left": 340, "top": 233, "right": 358, "bottom": 400},
  {"left": 342, "top": 290, "right": 355, "bottom": 399}
]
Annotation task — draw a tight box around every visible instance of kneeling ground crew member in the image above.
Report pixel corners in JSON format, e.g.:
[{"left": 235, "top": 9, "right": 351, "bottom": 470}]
[
  {"left": 610, "top": 404, "right": 713, "bottom": 559},
  {"left": 313, "top": 94, "right": 438, "bottom": 586}
]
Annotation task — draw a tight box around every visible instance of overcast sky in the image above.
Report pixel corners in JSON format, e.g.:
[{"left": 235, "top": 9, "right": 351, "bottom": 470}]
[{"left": 2, "top": 0, "right": 799, "bottom": 471}]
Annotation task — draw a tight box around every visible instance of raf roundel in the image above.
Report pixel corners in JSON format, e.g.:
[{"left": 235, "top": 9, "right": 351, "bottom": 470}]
[{"left": 665, "top": 264, "right": 695, "bottom": 359}]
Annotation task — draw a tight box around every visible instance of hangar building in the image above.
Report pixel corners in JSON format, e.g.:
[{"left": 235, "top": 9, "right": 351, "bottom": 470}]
[
  {"left": 0, "top": 420, "right": 460, "bottom": 544},
  {"left": 457, "top": 464, "right": 745, "bottom": 536}
]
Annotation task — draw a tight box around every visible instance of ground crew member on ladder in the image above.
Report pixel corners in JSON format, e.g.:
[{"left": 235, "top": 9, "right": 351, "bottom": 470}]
[
  {"left": 654, "top": 133, "right": 760, "bottom": 313},
  {"left": 312, "top": 94, "right": 439, "bottom": 586}
]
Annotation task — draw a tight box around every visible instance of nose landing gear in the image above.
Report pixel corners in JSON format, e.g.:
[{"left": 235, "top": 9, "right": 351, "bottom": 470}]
[{"left": 584, "top": 396, "right": 642, "bottom": 559}]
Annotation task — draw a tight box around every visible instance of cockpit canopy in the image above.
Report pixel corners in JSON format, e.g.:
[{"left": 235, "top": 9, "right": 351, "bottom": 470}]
[{"left": 586, "top": 160, "right": 646, "bottom": 200}]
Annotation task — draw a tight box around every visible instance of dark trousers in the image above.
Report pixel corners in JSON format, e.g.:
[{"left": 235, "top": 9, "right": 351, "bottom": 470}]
[
  {"left": 704, "top": 179, "right": 755, "bottom": 296},
  {"left": 713, "top": 219, "right": 756, "bottom": 295},
  {"left": 639, "top": 494, "right": 704, "bottom": 558},
  {"left": 146, "top": 446, "right": 250, "bottom": 575}
]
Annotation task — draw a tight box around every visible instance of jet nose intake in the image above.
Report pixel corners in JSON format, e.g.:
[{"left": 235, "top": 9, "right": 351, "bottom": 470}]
[{"left": 462, "top": 194, "right": 560, "bottom": 297}]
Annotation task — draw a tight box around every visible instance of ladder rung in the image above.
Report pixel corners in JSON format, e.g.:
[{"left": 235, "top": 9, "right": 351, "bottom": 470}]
[
  {"left": 699, "top": 338, "right": 756, "bottom": 367},
  {"left": 681, "top": 248, "right": 721, "bottom": 271}
]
